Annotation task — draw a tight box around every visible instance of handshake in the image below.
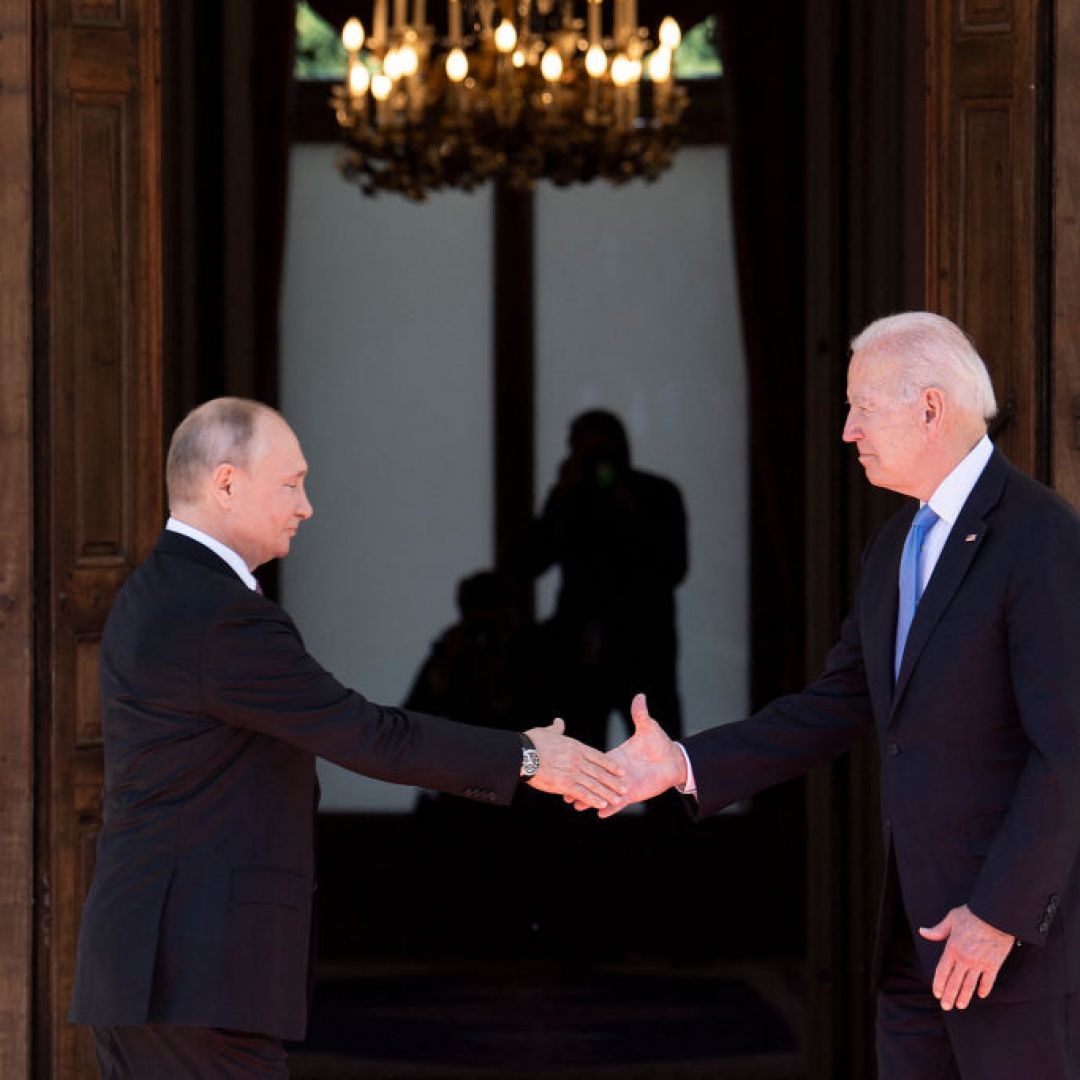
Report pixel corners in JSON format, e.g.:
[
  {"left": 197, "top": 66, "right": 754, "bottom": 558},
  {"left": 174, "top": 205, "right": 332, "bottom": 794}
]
[{"left": 523, "top": 693, "right": 690, "bottom": 817}]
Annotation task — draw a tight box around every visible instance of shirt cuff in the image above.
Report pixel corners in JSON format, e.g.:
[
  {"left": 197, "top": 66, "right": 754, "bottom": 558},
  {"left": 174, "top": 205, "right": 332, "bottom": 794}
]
[{"left": 675, "top": 742, "right": 697, "bottom": 796}]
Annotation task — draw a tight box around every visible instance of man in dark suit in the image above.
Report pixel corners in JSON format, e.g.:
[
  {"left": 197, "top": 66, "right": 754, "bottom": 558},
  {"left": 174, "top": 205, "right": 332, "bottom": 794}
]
[
  {"left": 69, "top": 397, "right": 624, "bottom": 1078},
  {"left": 601, "top": 312, "right": 1080, "bottom": 1077}
]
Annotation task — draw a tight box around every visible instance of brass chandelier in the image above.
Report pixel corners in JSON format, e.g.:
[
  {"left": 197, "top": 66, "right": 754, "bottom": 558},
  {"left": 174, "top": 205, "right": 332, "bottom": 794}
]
[{"left": 330, "top": 0, "right": 688, "bottom": 200}]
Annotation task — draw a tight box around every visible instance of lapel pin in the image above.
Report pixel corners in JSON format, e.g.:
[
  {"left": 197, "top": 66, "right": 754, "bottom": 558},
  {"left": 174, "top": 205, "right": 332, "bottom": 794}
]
[{"left": 964, "top": 533, "right": 977, "bottom": 543}]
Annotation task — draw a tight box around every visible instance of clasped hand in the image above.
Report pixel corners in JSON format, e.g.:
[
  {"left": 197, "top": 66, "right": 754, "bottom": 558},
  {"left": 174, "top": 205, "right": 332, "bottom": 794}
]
[
  {"left": 558, "top": 693, "right": 687, "bottom": 817},
  {"left": 529, "top": 694, "right": 684, "bottom": 815},
  {"left": 523, "top": 717, "right": 627, "bottom": 811}
]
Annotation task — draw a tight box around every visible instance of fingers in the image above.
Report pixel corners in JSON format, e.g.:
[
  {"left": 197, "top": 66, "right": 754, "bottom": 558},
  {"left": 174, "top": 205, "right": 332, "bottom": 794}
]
[
  {"left": 579, "top": 743, "right": 624, "bottom": 777},
  {"left": 530, "top": 741, "right": 626, "bottom": 809},
  {"left": 931, "top": 953, "right": 953, "bottom": 1004},
  {"left": 934, "top": 956, "right": 984, "bottom": 1011}
]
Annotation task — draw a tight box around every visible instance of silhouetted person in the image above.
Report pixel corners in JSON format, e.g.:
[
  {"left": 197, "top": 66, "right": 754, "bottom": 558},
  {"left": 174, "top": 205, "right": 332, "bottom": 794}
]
[
  {"left": 523, "top": 409, "right": 688, "bottom": 751},
  {"left": 404, "top": 570, "right": 545, "bottom": 733}
]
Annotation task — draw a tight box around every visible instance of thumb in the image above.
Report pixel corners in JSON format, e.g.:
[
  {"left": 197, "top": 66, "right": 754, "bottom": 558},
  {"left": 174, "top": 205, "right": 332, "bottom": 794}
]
[
  {"left": 549, "top": 716, "right": 566, "bottom": 735},
  {"left": 630, "top": 693, "right": 651, "bottom": 731},
  {"left": 918, "top": 916, "right": 951, "bottom": 942}
]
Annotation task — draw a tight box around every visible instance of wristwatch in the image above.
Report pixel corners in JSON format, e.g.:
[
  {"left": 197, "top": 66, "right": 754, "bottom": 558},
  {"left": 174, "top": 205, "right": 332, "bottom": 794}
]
[{"left": 519, "top": 733, "right": 540, "bottom": 780}]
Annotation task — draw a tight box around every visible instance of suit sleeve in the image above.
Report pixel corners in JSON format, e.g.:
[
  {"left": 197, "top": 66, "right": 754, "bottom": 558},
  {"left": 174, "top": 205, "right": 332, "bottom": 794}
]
[
  {"left": 199, "top": 595, "right": 523, "bottom": 805},
  {"left": 684, "top": 585, "right": 874, "bottom": 817},
  {"left": 967, "top": 509, "right": 1080, "bottom": 944}
]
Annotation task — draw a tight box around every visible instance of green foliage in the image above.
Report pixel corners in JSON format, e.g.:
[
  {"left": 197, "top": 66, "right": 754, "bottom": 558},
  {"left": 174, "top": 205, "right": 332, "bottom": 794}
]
[
  {"left": 295, "top": 0, "right": 348, "bottom": 80},
  {"left": 675, "top": 15, "right": 722, "bottom": 80}
]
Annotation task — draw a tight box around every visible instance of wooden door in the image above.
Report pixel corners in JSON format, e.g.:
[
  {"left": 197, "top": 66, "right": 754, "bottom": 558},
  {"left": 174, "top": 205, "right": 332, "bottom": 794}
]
[
  {"left": 0, "top": 0, "right": 36, "bottom": 1074},
  {"left": 926, "top": 0, "right": 1047, "bottom": 476},
  {"left": 1052, "top": 4, "right": 1080, "bottom": 509},
  {"left": 35, "top": 0, "right": 163, "bottom": 1074}
]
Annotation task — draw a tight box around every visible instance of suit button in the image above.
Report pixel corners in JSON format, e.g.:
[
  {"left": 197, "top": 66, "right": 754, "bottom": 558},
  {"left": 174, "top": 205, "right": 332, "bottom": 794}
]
[{"left": 886, "top": 740, "right": 901, "bottom": 757}]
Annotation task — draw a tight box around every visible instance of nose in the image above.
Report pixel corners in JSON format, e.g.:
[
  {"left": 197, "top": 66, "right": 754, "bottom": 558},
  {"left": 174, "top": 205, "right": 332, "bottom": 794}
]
[
  {"left": 297, "top": 490, "right": 314, "bottom": 520},
  {"left": 842, "top": 409, "right": 860, "bottom": 443}
]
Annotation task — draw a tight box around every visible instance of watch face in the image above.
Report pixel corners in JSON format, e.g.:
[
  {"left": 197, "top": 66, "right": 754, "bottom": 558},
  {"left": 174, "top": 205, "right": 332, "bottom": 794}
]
[{"left": 522, "top": 748, "right": 541, "bottom": 777}]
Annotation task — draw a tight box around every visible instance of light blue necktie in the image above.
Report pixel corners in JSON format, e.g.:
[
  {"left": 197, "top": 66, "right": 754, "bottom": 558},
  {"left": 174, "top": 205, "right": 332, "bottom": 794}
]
[{"left": 894, "top": 504, "right": 939, "bottom": 678}]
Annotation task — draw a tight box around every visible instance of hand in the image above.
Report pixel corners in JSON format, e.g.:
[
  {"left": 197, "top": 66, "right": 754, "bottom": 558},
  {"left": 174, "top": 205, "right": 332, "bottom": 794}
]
[
  {"left": 592, "top": 693, "right": 688, "bottom": 819},
  {"left": 918, "top": 904, "right": 1015, "bottom": 1009},
  {"left": 524, "top": 717, "right": 626, "bottom": 811}
]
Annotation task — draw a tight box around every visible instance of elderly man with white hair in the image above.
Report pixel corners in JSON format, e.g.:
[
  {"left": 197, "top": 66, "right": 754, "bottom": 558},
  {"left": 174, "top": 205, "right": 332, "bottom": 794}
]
[{"left": 606, "top": 311, "right": 1080, "bottom": 1078}]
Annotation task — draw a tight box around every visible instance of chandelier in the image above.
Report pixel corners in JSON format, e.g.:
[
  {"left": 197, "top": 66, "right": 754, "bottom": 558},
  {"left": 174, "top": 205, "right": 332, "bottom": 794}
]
[{"left": 329, "top": 0, "right": 688, "bottom": 200}]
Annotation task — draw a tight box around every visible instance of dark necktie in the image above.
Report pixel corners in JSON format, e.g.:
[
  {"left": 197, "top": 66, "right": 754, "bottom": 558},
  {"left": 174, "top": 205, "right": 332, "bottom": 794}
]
[{"left": 894, "top": 504, "right": 939, "bottom": 678}]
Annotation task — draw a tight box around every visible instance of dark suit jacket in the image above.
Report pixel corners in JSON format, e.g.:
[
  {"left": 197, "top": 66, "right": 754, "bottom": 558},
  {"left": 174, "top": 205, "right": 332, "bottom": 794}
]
[
  {"left": 69, "top": 531, "right": 522, "bottom": 1039},
  {"left": 684, "top": 449, "right": 1080, "bottom": 1003}
]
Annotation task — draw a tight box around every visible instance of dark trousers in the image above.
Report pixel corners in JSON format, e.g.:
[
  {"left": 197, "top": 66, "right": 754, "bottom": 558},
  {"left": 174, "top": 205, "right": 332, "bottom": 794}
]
[
  {"left": 92, "top": 1024, "right": 288, "bottom": 1079},
  {"left": 876, "top": 898, "right": 1080, "bottom": 1079}
]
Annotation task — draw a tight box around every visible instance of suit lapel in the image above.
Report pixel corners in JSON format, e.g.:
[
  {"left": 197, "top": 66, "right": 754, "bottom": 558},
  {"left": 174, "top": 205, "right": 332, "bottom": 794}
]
[{"left": 888, "top": 450, "right": 1010, "bottom": 720}]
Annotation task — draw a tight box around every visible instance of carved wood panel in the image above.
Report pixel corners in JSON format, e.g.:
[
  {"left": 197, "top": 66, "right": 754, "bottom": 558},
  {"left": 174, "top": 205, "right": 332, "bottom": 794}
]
[
  {"left": 40, "top": 1, "right": 162, "bottom": 1075},
  {"left": 0, "top": 0, "right": 35, "bottom": 1075},
  {"left": 926, "top": 0, "right": 1043, "bottom": 476},
  {"left": 1053, "top": 0, "right": 1080, "bottom": 509}
]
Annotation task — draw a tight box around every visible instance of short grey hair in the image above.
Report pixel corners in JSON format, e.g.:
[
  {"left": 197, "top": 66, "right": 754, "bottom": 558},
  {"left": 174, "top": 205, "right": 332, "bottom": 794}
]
[
  {"left": 166, "top": 397, "right": 281, "bottom": 508},
  {"left": 851, "top": 311, "right": 998, "bottom": 423}
]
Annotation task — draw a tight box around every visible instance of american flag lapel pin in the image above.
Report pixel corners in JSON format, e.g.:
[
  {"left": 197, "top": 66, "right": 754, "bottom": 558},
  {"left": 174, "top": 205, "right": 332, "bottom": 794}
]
[{"left": 964, "top": 533, "right": 977, "bottom": 543}]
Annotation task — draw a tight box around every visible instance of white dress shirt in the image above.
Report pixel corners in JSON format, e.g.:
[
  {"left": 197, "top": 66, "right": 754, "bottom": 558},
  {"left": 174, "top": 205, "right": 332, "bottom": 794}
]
[
  {"left": 919, "top": 434, "right": 993, "bottom": 590},
  {"left": 675, "top": 434, "right": 995, "bottom": 798},
  {"left": 165, "top": 516, "right": 259, "bottom": 592}
]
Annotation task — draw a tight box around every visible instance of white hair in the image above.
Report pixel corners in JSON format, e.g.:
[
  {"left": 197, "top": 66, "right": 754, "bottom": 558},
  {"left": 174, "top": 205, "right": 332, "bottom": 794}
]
[
  {"left": 166, "top": 397, "right": 281, "bottom": 508},
  {"left": 850, "top": 311, "right": 998, "bottom": 423}
]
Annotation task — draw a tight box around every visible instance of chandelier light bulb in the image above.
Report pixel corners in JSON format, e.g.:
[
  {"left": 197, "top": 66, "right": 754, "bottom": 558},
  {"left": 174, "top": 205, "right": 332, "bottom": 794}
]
[
  {"left": 371, "top": 73, "right": 393, "bottom": 101},
  {"left": 511, "top": 48, "right": 526, "bottom": 68},
  {"left": 494, "top": 19, "right": 518, "bottom": 54},
  {"left": 658, "top": 16, "right": 681, "bottom": 50},
  {"left": 585, "top": 44, "right": 608, "bottom": 78},
  {"left": 446, "top": 47, "right": 469, "bottom": 83},
  {"left": 646, "top": 46, "right": 671, "bottom": 83},
  {"left": 541, "top": 46, "right": 564, "bottom": 82},
  {"left": 383, "top": 48, "right": 403, "bottom": 79},
  {"left": 348, "top": 60, "right": 371, "bottom": 96},
  {"left": 399, "top": 43, "right": 419, "bottom": 76},
  {"left": 610, "top": 53, "right": 633, "bottom": 88},
  {"left": 342, "top": 17, "right": 366, "bottom": 51}
]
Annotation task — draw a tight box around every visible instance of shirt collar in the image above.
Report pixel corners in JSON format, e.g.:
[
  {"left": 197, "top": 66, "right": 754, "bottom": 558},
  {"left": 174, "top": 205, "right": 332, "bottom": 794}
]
[
  {"left": 925, "top": 435, "right": 994, "bottom": 527},
  {"left": 165, "top": 516, "right": 259, "bottom": 591}
]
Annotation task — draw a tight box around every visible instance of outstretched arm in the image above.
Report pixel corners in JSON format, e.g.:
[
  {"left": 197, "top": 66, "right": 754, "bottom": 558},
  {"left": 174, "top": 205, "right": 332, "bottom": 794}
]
[{"left": 524, "top": 717, "right": 627, "bottom": 812}]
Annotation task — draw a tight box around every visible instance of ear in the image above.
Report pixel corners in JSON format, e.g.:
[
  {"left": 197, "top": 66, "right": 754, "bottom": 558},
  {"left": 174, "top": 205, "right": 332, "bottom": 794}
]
[
  {"left": 210, "top": 463, "right": 237, "bottom": 509},
  {"left": 923, "top": 388, "right": 945, "bottom": 430}
]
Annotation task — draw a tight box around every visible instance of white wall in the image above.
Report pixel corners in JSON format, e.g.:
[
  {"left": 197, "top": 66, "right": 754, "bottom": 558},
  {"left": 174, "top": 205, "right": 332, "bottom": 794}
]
[
  {"left": 535, "top": 146, "right": 748, "bottom": 740},
  {"left": 279, "top": 143, "right": 747, "bottom": 811},
  {"left": 280, "top": 144, "right": 494, "bottom": 811}
]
